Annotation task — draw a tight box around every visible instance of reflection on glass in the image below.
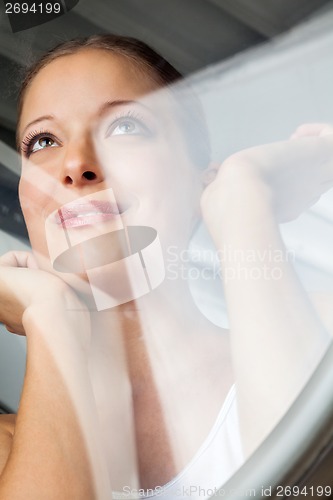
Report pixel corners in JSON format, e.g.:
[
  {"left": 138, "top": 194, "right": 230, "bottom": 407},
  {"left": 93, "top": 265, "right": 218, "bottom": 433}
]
[{"left": 0, "top": 26, "right": 332, "bottom": 500}]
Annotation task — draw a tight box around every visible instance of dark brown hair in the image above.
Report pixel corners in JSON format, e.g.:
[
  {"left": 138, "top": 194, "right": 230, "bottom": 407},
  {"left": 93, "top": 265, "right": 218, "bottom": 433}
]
[{"left": 17, "top": 34, "right": 210, "bottom": 168}]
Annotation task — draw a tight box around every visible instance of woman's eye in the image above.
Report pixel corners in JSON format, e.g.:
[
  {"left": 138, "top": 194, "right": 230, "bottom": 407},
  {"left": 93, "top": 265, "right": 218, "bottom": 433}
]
[
  {"left": 107, "top": 119, "right": 150, "bottom": 137},
  {"left": 31, "top": 136, "right": 57, "bottom": 153}
]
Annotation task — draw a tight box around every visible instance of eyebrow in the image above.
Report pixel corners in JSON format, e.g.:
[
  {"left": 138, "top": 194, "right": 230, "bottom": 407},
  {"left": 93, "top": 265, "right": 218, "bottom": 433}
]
[
  {"left": 97, "top": 99, "right": 152, "bottom": 117},
  {"left": 19, "top": 100, "right": 152, "bottom": 144},
  {"left": 19, "top": 114, "right": 54, "bottom": 142}
]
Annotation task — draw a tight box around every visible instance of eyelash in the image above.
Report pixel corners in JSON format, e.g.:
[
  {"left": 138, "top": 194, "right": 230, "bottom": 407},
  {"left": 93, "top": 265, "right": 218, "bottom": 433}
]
[{"left": 20, "top": 129, "right": 59, "bottom": 158}]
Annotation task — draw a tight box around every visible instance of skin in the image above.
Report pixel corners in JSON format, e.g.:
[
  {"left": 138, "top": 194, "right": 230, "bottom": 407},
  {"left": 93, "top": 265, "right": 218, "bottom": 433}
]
[{"left": 1, "top": 47, "right": 333, "bottom": 497}]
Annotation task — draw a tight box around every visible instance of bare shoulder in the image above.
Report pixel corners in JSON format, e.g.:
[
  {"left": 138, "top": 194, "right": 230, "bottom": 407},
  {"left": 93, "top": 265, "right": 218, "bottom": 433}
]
[
  {"left": 0, "top": 414, "right": 16, "bottom": 476},
  {"left": 308, "top": 292, "right": 333, "bottom": 336}
]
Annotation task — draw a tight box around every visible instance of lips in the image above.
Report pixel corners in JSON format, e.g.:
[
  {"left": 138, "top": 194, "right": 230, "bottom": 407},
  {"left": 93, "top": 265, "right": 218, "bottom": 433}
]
[{"left": 55, "top": 200, "right": 126, "bottom": 228}]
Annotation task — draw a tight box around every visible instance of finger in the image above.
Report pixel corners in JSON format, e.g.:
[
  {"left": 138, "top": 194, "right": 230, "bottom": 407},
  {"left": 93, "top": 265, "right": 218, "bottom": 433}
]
[
  {"left": 5, "top": 325, "right": 17, "bottom": 333},
  {"left": 5, "top": 325, "right": 25, "bottom": 336},
  {"left": 201, "top": 163, "right": 219, "bottom": 186},
  {"left": 26, "top": 253, "right": 39, "bottom": 269},
  {"left": 0, "top": 252, "right": 19, "bottom": 267},
  {"left": 290, "top": 123, "right": 333, "bottom": 139},
  {"left": 0, "top": 251, "right": 38, "bottom": 269}
]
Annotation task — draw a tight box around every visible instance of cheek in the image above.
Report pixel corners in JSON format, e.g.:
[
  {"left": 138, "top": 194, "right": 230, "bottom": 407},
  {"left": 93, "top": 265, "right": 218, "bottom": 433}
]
[
  {"left": 19, "top": 178, "right": 47, "bottom": 230},
  {"left": 19, "top": 163, "right": 57, "bottom": 220},
  {"left": 99, "top": 145, "right": 161, "bottom": 185},
  {"left": 97, "top": 136, "right": 182, "bottom": 189},
  {"left": 19, "top": 173, "right": 52, "bottom": 259}
]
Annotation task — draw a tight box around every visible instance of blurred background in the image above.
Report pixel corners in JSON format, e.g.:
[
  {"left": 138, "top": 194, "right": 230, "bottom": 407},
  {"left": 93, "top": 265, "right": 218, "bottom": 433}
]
[{"left": 0, "top": 0, "right": 333, "bottom": 414}]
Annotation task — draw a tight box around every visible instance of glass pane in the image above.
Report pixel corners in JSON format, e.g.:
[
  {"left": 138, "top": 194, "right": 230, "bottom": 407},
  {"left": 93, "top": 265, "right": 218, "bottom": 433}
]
[{"left": 1, "top": 2, "right": 333, "bottom": 498}]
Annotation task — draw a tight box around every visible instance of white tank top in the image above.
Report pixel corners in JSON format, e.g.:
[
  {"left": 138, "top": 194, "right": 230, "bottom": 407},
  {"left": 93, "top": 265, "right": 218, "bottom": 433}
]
[{"left": 113, "top": 385, "right": 244, "bottom": 500}]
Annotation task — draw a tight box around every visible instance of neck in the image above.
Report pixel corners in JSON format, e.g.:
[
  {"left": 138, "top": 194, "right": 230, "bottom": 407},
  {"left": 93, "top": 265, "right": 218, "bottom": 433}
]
[{"left": 90, "top": 272, "right": 209, "bottom": 340}]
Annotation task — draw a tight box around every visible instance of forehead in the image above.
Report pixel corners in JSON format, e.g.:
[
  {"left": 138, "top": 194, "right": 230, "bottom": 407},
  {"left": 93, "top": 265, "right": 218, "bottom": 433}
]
[{"left": 19, "top": 49, "right": 160, "bottom": 129}]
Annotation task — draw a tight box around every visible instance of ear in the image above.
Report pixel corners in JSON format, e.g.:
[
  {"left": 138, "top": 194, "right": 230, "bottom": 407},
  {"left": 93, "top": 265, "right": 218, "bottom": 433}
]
[{"left": 201, "top": 161, "right": 220, "bottom": 187}]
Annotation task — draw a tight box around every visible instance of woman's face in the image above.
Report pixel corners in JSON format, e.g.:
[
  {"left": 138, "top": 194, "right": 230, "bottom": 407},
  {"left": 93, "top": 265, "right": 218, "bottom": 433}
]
[{"left": 18, "top": 49, "right": 203, "bottom": 286}]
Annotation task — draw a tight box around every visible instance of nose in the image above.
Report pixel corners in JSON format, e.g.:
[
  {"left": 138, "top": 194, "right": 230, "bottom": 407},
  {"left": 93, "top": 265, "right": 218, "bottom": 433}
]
[{"left": 61, "top": 135, "right": 105, "bottom": 187}]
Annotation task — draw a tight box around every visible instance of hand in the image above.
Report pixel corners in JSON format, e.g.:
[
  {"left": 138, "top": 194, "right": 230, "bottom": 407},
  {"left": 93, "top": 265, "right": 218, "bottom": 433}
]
[
  {"left": 201, "top": 123, "right": 333, "bottom": 224},
  {"left": 0, "top": 251, "right": 85, "bottom": 335}
]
